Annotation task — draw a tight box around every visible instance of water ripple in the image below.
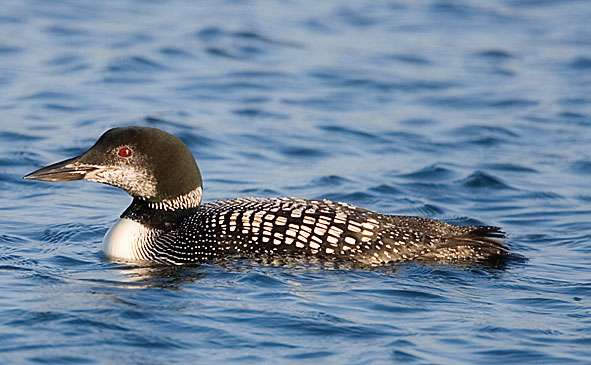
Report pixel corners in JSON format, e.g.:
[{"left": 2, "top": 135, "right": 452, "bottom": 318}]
[{"left": 459, "top": 171, "right": 514, "bottom": 190}]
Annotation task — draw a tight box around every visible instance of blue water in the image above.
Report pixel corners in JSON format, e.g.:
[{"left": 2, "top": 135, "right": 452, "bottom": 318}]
[{"left": 1, "top": 0, "right": 590, "bottom": 363}]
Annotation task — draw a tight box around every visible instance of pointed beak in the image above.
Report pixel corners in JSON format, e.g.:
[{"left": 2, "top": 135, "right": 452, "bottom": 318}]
[{"left": 24, "top": 156, "right": 99, "bottom": 182}]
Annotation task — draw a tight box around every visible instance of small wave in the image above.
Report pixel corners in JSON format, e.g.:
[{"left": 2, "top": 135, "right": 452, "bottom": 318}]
[
  {"left": 398, "top": 164, "right": 457, "bottom": 181},
  {"left": 481, "top": 163, "right": 537, "bottom": 173},
  {"left": 569, "top": 57, "right": 591, "bottom": 70},
  {"left": 570, "top": 160, "right": 591, "bottom": 175},
  {"left": 0, "top": 44, "right": 22, "bottom": 54},
  {"left": 318, "top": 125, "right": 377, "bottom": 140},
  {"left": 476, "top": 49, "right": 514, "bottom": 59},
  {"left": 310, "top": 175, "right": 351, "bottom": 187},
  {"left": 106, "top": 55, "right": 167, "bottom": 73},
  {"left": 280, "top": 146, "right": 328, "bottom": 158},
  {"left": 458, "top": 171, "right": 513, "bottom": 190},
  {"left": 369, "top": 184, "right": 403, "bottom": 195},
  {"left": 232, "top": 108, "right": 289, "bottom": 120}
]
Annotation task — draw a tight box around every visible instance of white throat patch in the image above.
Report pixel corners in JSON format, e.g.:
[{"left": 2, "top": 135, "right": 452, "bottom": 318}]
[{"left": 102, "top": 218, "right": 157, "bottom": 261}]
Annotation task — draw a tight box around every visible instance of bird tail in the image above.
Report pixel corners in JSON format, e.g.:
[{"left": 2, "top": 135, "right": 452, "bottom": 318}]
[{"left": 428, "top": 225, "right": 509, "bottom": 261}]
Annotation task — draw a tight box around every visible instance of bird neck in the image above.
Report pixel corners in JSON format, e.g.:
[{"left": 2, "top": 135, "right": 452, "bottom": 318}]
[
  {"left": 141, "top": 186, "right": 203, "bottom": 211},
  {"left": 122, "top": 186, "right": 202, "bottom": 231}
]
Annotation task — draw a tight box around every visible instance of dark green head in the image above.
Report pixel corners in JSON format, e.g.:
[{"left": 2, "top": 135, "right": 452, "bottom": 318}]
[{"left": 25, "top": 126, "right": 203, "bottom": 202}]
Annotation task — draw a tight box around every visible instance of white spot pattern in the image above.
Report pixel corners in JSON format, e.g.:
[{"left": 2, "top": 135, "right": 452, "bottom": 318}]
[
  {"left": 115, "top": 196, "right": 506, "bottom": 266},
  {"left": 146, "top": 186, "right": 203, "bottom": 211}
]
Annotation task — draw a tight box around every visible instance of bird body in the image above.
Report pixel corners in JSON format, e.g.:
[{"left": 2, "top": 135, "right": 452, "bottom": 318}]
[{"left": 25, "top": 126, "right": 508, "bottom": 266}]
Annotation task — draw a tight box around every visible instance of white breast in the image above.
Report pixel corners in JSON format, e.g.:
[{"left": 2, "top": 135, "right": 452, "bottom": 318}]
[{"left": 102, "top": 218, "right": 154, "bottom": 261}]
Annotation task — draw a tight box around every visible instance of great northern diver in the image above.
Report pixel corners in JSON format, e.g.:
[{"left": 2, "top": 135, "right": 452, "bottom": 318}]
[{"left": 25, "top": 126, "right": 508, "bottom": 266}]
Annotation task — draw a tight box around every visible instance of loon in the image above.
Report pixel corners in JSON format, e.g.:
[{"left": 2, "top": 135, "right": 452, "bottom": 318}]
[{"left": 24, "top": 126, "right": 508, "bottom": 266}]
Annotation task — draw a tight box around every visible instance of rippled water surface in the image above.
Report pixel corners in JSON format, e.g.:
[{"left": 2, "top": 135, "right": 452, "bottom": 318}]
[{"left": 1, "top": 0, "right": 590, "bottom": 363}]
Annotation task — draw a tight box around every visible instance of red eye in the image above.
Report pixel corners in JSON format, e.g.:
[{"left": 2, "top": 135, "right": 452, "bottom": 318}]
[{"left": 118, "top": 147, "right": 132, "bottom": 158}]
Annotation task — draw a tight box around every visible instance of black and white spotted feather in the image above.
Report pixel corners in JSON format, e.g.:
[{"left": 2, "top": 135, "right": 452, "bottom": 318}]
[{"left": 129, "top": 197, "right": 507, "bottom": 266}]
